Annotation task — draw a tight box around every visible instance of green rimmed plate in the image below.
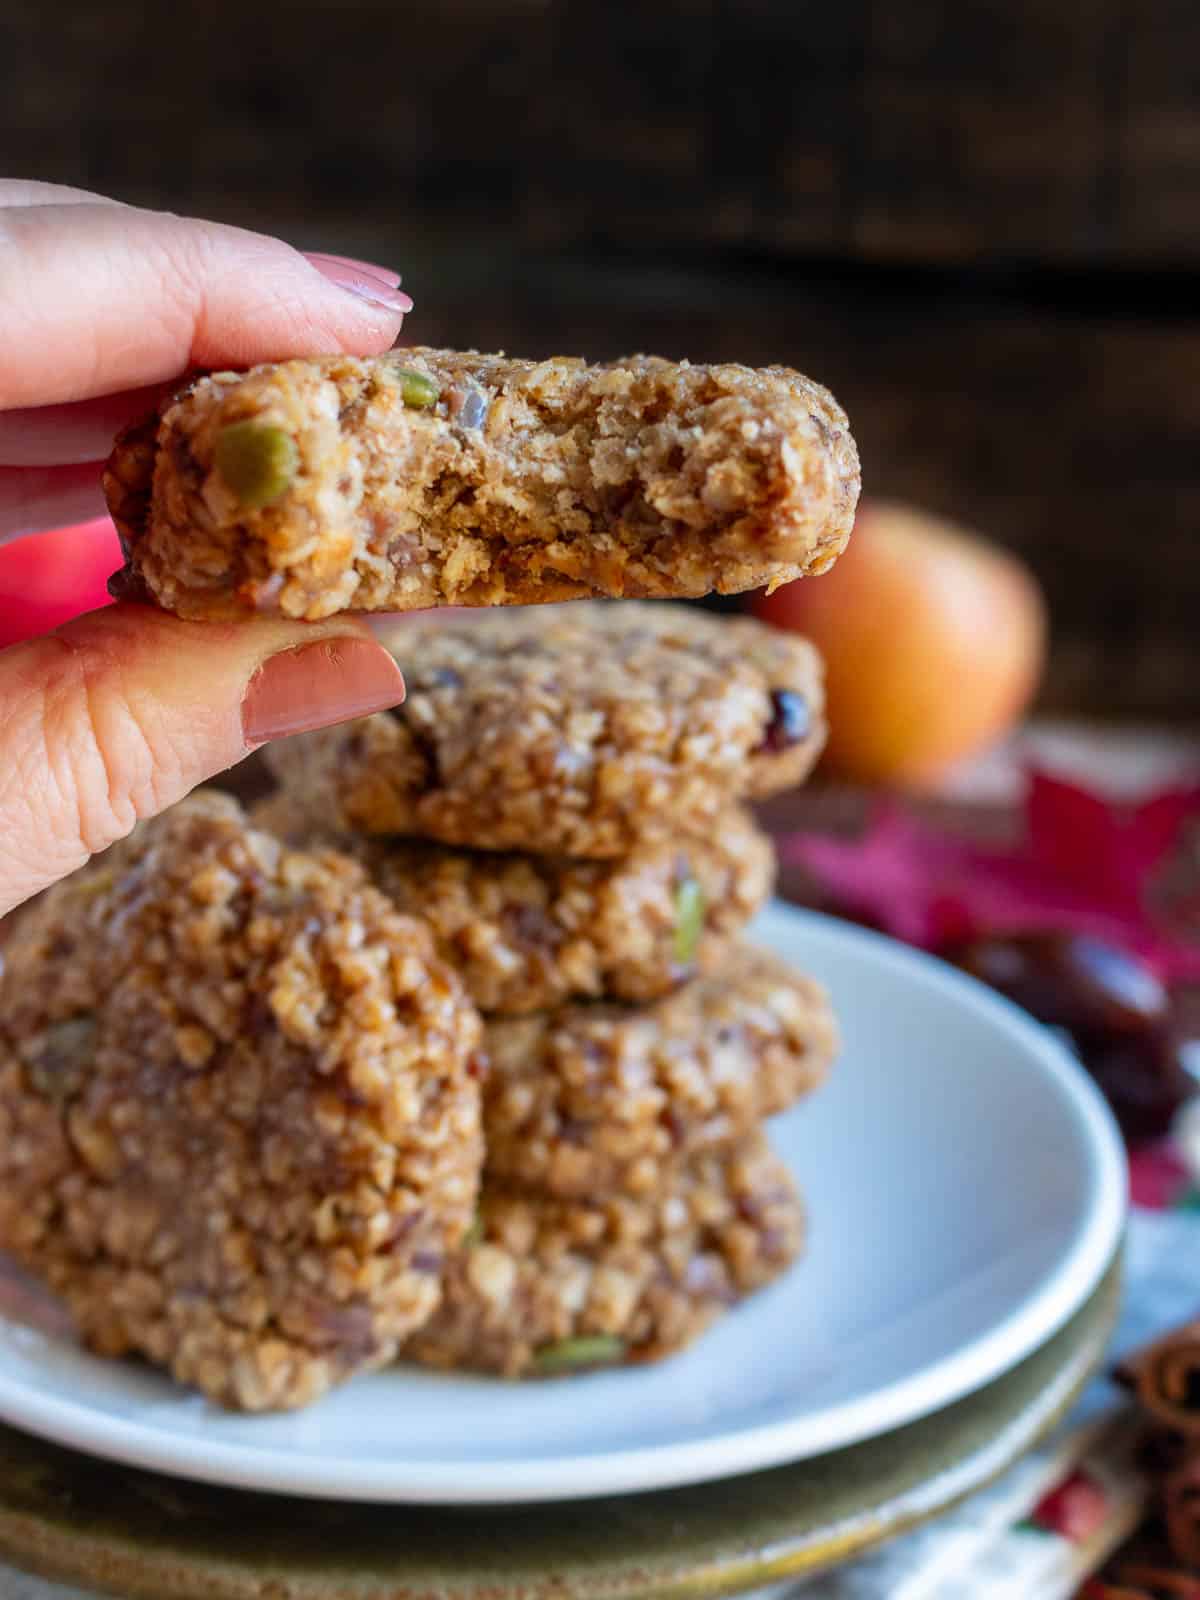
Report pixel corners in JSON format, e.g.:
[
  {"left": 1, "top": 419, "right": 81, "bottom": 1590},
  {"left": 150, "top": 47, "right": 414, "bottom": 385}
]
[{"left": 0, "top": 1253, "right": 1120, "bottom": 1600}]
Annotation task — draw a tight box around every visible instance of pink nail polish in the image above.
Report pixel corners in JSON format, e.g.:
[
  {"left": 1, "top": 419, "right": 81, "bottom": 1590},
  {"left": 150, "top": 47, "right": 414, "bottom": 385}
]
[
  {"left": 304, "top": 251, "right": 403, "bottom": 290},
  {"left": 242, "top": 636, "right": 405, "bottom": 746},
  {"left": 307, "top": 256, "right": 413, "bottom": 314}
]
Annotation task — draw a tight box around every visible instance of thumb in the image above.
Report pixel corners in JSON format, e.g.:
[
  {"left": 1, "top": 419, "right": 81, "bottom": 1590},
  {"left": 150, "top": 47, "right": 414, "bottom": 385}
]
[{"left": 0, "top": 605, "right": 404, "bottom": 915}]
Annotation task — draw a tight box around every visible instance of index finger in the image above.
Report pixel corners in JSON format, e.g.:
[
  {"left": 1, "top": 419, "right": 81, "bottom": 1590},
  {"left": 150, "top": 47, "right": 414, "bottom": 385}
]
[{"left": 0, "top": 201, "right": 410, "bottom": 410}]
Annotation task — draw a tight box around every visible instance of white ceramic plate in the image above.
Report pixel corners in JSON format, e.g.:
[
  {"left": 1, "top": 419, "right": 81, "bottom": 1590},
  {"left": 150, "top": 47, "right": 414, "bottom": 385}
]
[{"left": 0, "top": 904, "right": 1126, "bottom": 1504}]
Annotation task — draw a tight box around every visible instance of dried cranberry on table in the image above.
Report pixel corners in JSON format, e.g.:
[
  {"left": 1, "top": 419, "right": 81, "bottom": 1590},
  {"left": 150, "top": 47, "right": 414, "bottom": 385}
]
[{"left": 942, "top": 932, "right": 1198, "bottom": 1143}]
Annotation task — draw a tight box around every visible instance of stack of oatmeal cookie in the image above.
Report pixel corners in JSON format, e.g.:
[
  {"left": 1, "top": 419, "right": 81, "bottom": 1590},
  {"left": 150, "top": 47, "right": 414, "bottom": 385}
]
[
  {"left": 256, "top": 601, "right": 839, "bottom": 1377},
  {"left": 0, "top": 601, "right": 838, "bottom": 1405}
]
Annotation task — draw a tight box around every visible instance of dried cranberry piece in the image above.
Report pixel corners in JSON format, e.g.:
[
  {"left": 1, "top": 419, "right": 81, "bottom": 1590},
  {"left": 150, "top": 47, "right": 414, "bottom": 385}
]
[
  {"left": 759, "top": 690, "right": 810, "bottom": 753},
  {"left": 107, "top": 564, "right": 154, "bottom": 604},
  {"left": 390, "top": 712, "right": 441, "bottom": 786},
  {"left": 310, "top": 1301, "right": 377, "bottom": 1361},
  {"left": 505, "top": 903, "right": 561, "bottom": 951},
  {"left": 683, "top": 1256, "right": 736, "bottom": 1302}
]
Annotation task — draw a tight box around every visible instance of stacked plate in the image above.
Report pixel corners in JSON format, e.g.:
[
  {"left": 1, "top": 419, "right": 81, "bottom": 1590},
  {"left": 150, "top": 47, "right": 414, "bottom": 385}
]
[{"left": 0, "top": 904, "right": 1126, "bottom": 1597}]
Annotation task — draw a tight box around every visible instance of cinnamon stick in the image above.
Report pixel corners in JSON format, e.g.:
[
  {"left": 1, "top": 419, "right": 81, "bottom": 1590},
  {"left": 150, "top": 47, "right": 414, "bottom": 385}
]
[
  {"left": 1082, "top": 1587, "right": 1156, "bottom": 1600},
  {"left": 1086, "top": 1585, "right": 1190, "bottom": 1600},
  {"left": 1163, "top": 1453, "right": 1200, "bottom": 1572},
  {"left": 1084, "top": 1554, "right": 1200, "bottom": 1598},
  {"left": 1110, "top": 1566, "right": 1200, "bottom": 1598},
  {"left": 1118, "top": 1322, "right": 1200, "bottom": 1438}
]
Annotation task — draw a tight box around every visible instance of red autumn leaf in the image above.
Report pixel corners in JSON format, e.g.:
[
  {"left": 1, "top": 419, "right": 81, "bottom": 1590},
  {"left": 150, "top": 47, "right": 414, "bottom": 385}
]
[
  {"left": 779, "top": 770, "right": 1200, "bottom": 982},
  {"left": 1028, "top": 1469, "right": 1110, "bottom": 1541},
  {"left": 1127, "top": 1143, "right": 1195, "bottom": 1211},
  {"left": 1028, "top": 772, "right": 1200, "bottom": 912}
]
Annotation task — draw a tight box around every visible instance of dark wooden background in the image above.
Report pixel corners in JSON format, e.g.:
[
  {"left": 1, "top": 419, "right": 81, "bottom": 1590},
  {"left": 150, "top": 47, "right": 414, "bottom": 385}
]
[{"left": 4, "top": 0, "right": 1199, "bottom": 718}]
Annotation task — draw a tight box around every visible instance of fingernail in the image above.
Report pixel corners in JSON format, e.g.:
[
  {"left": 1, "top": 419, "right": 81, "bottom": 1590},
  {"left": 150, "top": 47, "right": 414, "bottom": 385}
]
[
  {"left": 307, "top": 255, "right": 413, "bottom": 314},
  {"left": 304, "top": 251, "right": 403, "bottom": 290},
  {"left": 243, "top": 635, "right": 405, "bottom": 745}
]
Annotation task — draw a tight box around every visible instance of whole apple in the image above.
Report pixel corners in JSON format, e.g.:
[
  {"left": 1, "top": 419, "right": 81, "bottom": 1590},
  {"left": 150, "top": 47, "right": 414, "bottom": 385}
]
[{"left": 753, "top": 501, "right": 1046, "bottom": 787}]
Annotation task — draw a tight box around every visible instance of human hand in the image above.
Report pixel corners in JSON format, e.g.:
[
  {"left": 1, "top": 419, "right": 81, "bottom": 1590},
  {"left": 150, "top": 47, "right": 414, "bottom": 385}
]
[{"left": 0, "top": 180, "right": 410, "bottom": 916}]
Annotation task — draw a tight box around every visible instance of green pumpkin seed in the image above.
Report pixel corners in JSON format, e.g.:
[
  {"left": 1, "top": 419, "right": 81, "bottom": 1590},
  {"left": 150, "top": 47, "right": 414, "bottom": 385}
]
[
  {"left": 27, "top": 1015, "right": 95, "bottom": 1100},
  {"left": 532, "top": 1335, "right": 627, "bottom": 1375},
  {"left": 389, "top": 367, "right": 440, "bottom": 410},
  {"left": 214, "top": 422, "right": 298, "bottom": 509},
  {"left": 673, "top": 876, "right": 706, "bottom": 965}
]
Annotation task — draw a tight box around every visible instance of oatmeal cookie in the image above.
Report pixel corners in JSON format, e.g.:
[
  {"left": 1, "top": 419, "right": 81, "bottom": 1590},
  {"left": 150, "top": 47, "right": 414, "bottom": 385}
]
[
  {"left": 0, "top": 792, "right": 485, "bottom": 1412},
  {"left": 263, "top": 603, "right": 824, "bottom": 857},
  {"left": 252, "top": 793, "right": 774, "bottom": 1015},
  {"left": 104, "top": 347, "right": 860, "bottom": 621},
  {"left": 405, "top": 1133, "right": 802, "bottom": 1376},
  {"left": 481, "top": 943, "right": 835, "bottom": 1198}
]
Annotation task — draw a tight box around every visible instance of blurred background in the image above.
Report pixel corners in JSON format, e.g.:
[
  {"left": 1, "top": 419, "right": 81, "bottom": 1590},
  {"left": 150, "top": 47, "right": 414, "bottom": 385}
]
[
  {"left": 4, "top": 13, "right": 1200, "bottom": 1581},
  {"left": 4, "top": 0, "right": 1199, "bottom": 727}
]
